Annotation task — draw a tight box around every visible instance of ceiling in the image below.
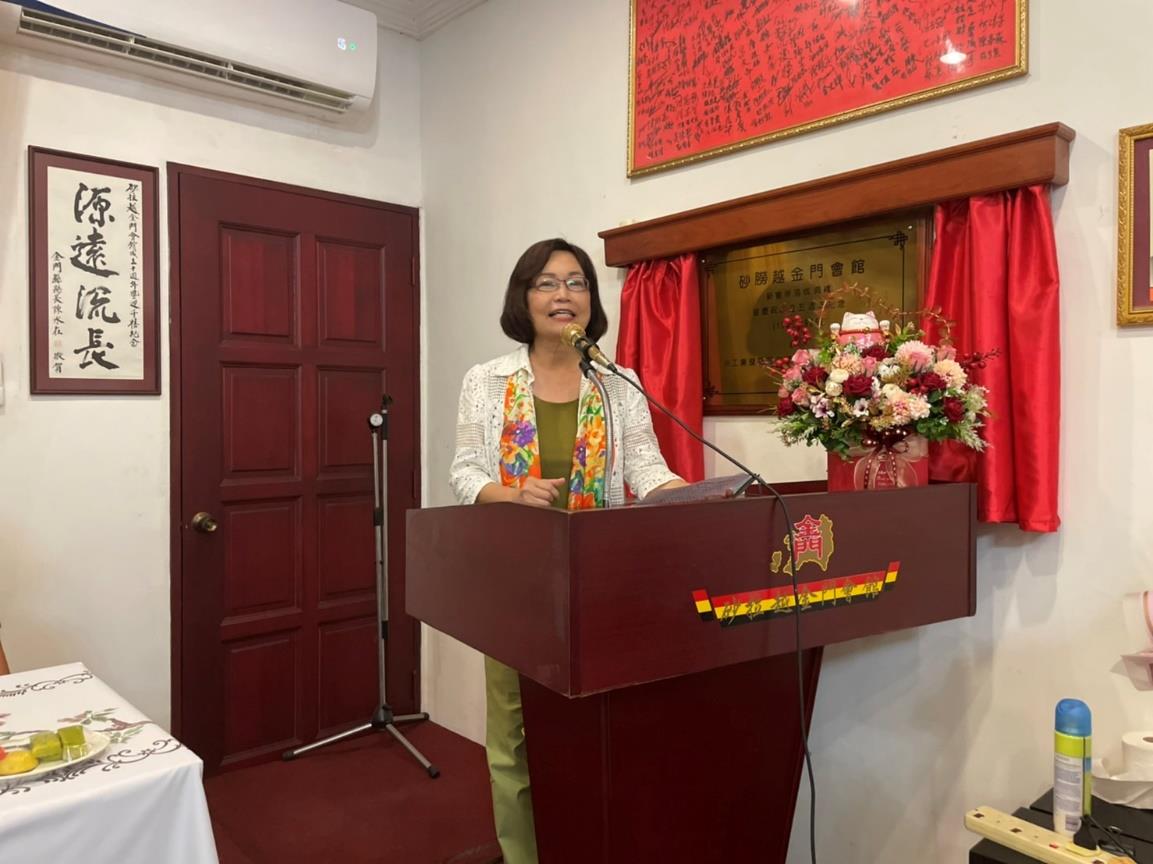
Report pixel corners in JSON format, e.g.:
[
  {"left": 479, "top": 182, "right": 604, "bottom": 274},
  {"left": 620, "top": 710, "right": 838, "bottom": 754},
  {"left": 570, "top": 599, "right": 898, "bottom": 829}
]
[{"left": 345, "top": 0, "right": 489, "bottom": 40}]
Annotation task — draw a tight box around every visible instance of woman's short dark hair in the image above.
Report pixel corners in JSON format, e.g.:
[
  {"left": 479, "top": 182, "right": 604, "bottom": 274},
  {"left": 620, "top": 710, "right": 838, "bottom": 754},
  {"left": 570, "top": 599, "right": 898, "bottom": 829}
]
[{"left": 500, "top": 238, "right": 608, "bottom": 345}]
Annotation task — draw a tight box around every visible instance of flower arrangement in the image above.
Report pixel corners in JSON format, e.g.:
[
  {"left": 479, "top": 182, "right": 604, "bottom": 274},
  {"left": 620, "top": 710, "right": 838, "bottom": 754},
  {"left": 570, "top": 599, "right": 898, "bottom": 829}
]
[{"left": 769, "top": 302, "right": 995, "bottom": 461}]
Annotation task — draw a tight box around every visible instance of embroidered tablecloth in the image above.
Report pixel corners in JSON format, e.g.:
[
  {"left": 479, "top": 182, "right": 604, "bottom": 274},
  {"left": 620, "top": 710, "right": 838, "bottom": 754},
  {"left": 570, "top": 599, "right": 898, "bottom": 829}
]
[{"left": 0, "top": 662, "right": 218, "bottom": 863}]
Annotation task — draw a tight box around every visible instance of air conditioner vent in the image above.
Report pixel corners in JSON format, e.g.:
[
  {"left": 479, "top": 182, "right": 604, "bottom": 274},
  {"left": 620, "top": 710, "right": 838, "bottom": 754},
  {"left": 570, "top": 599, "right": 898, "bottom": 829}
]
[{"left": 17, "top": 7, "right": 356, "bottom": 112}]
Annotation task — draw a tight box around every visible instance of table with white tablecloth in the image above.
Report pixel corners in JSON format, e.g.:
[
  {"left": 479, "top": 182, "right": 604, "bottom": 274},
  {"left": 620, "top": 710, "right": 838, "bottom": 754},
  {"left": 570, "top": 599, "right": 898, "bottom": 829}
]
[{"left": 0, "top": 662, "right": 218, "bottom": 864}]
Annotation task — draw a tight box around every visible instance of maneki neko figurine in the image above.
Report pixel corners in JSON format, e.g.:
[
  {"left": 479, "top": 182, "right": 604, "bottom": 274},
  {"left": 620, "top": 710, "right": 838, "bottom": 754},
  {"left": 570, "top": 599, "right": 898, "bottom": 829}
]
[{"left": 829, "top": 310, "right": 890, "bottom": 349}]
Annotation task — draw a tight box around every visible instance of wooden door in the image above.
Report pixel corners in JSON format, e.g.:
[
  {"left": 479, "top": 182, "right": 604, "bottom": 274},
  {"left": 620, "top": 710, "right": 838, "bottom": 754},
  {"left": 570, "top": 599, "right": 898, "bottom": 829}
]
[{"left": 169, "top": 165, "right": 420, "bottom": 772}]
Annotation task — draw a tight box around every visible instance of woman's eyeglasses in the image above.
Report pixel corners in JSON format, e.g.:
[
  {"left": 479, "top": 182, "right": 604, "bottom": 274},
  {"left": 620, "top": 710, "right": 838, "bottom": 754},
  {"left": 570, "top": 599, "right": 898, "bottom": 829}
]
[{"left": 532, "top": 277, "right": 590, "bottom": 293}]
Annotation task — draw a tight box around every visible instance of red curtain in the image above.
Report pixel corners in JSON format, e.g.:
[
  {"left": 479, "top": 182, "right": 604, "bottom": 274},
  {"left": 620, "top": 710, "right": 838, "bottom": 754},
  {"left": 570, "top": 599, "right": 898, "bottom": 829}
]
[
  {"left": 923, "top": 185, "right": 1061, "bottom": 532},
  {"left": 617, "top": 254, "right": 705, "bottom": 482}
]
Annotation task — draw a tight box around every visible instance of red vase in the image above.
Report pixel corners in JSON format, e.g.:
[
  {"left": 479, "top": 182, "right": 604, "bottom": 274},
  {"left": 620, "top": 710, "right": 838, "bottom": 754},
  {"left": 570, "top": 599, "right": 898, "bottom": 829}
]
[{"left": 827, "top": 434, "right": 929, "bottom": 491}]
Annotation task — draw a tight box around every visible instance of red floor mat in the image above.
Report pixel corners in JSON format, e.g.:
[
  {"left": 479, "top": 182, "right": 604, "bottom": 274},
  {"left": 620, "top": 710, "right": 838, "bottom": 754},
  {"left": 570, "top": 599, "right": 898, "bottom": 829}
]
[{"left": 206, "top": 721, "right": 500, "bottom": 864}]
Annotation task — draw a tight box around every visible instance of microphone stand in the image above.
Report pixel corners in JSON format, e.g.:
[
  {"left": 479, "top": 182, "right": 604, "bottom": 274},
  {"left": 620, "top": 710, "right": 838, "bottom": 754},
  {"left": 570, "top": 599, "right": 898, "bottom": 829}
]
[
  {"left": 599, "top": 358, "right": 819, "bottom": 863},
  {"left": 579, "top": 357, "right": 615, "bottom": 507},
  {"left": 283, "top": 396, "right": 439, "bottom": 778}
]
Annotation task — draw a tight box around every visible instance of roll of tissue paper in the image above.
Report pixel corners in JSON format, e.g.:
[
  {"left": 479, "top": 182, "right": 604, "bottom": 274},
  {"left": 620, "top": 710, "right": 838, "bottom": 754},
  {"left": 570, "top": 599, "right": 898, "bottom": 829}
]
[{"left": 1092, "top": 731, "right": 1153, "bottom": 806}]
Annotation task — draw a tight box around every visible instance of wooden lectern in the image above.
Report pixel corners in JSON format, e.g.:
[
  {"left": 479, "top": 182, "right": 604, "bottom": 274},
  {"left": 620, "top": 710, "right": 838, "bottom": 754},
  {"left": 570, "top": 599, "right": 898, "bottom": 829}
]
[{"left": 407, "top": 482, "right": 976, "bottom": 863}]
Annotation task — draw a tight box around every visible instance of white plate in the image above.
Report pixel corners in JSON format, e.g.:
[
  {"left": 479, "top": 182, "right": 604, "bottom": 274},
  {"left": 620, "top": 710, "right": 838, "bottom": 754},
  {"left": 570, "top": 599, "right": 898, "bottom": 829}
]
[{"left": 1, "top": 730, "right": 111, "bottom": 781}]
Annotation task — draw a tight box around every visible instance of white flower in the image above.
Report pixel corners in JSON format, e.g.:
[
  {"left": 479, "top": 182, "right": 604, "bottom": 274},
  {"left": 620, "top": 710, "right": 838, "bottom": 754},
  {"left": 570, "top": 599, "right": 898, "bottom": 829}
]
[
  {"left": 933, "top": 358, "right": 967, "bottom": 389},
  {"left": 879, "top": 360, "right": 901, "bottom": 382},
  {"left": 965, "top": 386, "right": 988, "bottom": 412},
  {"left": 825, "top": 381, "right": 843, "bottom": 397},
  {"left": 907, "top": 394, "right": 931, "bottom": 420},
  {"left": 851, "top": 398, "right": 871, "bottom": 417},
  {"left": 828, "top": 368, "right": 850, "bottom": 384}
]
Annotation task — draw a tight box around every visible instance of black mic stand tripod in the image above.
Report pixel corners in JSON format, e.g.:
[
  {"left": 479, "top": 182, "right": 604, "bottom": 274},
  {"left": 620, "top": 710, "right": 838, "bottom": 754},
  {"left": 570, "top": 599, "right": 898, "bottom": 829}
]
[{"left": 283, "top": 396, "right": 439, "bottom": 778}]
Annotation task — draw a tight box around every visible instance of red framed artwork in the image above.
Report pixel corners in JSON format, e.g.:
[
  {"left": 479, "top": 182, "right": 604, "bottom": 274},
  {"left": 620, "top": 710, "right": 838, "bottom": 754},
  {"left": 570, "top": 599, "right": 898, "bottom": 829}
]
[
  {"left": 1117, "top": 123, "right": 1153, "bottom": 327},
  {"left": 28, "top": 147, "right": 160, "bottom": 394},
  {"left": 628, "top": 0, "right": 1028, "bottom": 177}
]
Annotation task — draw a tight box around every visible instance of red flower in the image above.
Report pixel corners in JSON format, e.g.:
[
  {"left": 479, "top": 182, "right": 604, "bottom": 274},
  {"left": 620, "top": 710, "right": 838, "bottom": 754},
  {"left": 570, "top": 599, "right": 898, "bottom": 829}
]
[
  {"left": 861, "top": 344, "right": 889, "bottom": 360},
  {"left": 802, "top": 366, "right": 828, "bottom": 386},
  {"left": 909, "top": 372, "right": 947, "bottom": 394},
  {"left": 942, "top": 396, "right": 966, "bottom": 422},
  {"left": 777, "top": 396, "right": 796, "bottom": 417},
  {"left": 843, "top": 374, "right": 873, "bottom": 398}
]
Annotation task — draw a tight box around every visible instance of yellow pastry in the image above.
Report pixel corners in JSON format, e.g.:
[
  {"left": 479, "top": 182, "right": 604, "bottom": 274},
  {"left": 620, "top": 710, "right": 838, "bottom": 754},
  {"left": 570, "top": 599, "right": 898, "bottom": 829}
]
[{"left": 0, "top": 750, "right": 39, "bottom": 775}]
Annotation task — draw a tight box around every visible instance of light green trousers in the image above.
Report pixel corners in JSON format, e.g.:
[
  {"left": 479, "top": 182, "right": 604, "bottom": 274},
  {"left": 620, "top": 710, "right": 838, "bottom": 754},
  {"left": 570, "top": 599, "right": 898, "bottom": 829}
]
[{"left": 484, "top": 656, "right": 538, "bottom": 864}]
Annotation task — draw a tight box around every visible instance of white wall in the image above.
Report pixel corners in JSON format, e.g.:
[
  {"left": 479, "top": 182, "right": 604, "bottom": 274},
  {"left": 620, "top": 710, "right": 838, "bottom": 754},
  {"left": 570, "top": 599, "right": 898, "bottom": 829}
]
[
  {"left": 0, "top": 26, "right": 422, "bottom": 728},
  {"left": 420, "top": 0, "right": 1153, "bottom": 860}
]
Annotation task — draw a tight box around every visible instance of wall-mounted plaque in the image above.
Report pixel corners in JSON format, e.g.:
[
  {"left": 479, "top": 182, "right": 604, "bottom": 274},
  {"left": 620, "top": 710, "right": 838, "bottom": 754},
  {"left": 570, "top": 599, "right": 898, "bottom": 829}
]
[{"left": 702, "top": 213, "right": 930, "bottom": 415}]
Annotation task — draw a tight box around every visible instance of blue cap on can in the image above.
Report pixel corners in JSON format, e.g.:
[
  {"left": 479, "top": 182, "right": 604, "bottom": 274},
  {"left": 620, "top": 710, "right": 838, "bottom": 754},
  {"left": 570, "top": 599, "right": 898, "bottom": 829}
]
[{"left": 1055, "top": 699, "right": 1091, "bottom": 736}]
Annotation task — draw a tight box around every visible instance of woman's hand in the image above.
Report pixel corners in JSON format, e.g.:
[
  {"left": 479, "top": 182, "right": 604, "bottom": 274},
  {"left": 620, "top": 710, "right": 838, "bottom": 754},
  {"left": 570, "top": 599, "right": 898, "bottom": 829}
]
[
  {"left": 512, "top": 476, "right": 567, "bottom": 507},
  {"left": 477, "top": 477, "right": 567, "bottom": 507}
]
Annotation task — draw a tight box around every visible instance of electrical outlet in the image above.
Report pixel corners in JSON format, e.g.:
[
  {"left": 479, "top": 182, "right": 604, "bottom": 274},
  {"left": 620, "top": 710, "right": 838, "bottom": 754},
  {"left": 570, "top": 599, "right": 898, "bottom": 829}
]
[{"left": 965, "top": 806, "right": 1135, "bottom": 864}]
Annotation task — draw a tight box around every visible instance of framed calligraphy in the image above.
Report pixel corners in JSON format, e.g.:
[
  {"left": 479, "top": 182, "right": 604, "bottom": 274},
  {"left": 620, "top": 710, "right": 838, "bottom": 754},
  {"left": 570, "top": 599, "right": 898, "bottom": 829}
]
[
  {"left": 628, "top": 0, "right": 1028, "bottom": 176},
  {"left": 28, "top": 147, "right": 159, "bottom": 394},
  {"left": 1117, "top": 123, "right": 1153, "bottom": 327}
]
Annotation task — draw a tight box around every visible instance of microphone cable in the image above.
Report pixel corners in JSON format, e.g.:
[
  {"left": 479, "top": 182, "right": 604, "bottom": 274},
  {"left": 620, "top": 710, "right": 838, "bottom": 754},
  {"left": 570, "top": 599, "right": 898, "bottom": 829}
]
[{"left": 608, "top": 368, "right": 819, "bottom": 864}]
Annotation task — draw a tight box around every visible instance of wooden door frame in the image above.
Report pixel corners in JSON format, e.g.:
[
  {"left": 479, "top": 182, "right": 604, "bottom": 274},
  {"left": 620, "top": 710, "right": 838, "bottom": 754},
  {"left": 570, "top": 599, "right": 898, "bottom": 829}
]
[{"left": 166, "top": 163, "right": 422, "bottom": 737}]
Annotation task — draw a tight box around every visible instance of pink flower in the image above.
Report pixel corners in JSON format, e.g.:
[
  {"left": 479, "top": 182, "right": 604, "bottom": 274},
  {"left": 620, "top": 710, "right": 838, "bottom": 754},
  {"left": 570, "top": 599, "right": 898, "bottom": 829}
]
[
  {"left": 937, "top": 344, "right": 957, "bottom": 361},
  {"left": 791, "top": 349, "right": 811, "bottom": 365},
  {"left": 791, "top": 387, "right": 809, "bottom": 405},
  {"left": 831, "top": 353, "right": 864, "bottom": 375},
  {"left": 778, "top": 384, "right": 791, "bottom": 398},
  {"left": 895, "top": 340, "right": 934, "bottom": 371},
  {"left": 862, "top": 356, "right": 878, "bottom": 376}
]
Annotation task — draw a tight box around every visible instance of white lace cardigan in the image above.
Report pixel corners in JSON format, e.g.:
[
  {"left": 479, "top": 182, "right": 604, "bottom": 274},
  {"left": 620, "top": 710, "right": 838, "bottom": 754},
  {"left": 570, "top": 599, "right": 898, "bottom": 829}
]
[{"left": 450, "top": 345, "right": 680, "bottom": 507}]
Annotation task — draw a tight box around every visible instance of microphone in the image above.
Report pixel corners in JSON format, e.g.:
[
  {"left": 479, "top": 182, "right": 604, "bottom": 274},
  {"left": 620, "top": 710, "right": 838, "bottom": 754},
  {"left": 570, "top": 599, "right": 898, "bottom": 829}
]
[
  {"left": 561, "top": 323, "right": 617, "bottom": 372},
  {"left": 557, "top": 325, "right": 817, "bottom": 855},
  {"left": 595, "top": 340, "right": 816, "bottom": 856}
]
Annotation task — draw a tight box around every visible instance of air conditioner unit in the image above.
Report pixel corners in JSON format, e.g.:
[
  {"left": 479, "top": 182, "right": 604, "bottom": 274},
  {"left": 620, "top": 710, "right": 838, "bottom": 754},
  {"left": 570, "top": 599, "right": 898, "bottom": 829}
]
[{"left": 0, "top": 0, "right": 378, "bottom": 117}]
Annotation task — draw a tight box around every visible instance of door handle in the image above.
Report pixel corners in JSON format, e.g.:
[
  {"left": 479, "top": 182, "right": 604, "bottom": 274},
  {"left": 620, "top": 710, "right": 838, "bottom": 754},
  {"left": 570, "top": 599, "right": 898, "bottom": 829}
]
[{"left": 191, "top": 512, "right": 218, "bottom": 534}]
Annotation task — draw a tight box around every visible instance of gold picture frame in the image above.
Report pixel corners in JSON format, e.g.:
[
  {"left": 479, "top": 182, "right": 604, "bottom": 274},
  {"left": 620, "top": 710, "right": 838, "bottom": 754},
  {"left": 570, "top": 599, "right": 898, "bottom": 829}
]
[{"left": 1117, "top": 123, "right": 1153, "bottom": 326}]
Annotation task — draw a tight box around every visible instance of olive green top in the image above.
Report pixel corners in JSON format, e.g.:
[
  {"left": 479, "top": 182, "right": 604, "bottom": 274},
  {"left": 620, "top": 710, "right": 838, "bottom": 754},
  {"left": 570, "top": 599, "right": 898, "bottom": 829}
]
[{"left": 533, "top": 397, "right": 579, "bottom": 510}]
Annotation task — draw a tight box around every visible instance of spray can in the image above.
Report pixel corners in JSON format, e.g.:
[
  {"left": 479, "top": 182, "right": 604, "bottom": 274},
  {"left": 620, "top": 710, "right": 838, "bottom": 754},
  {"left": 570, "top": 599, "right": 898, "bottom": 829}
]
[{"left": 1053, "top": 698, "right": 1092, "bottom": 838}]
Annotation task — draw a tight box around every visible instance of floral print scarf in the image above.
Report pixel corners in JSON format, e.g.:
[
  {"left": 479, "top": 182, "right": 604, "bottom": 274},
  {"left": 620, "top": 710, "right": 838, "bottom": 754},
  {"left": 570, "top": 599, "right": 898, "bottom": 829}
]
[{"left": 498, "top": 369, "right": 607, "bottom": 510}]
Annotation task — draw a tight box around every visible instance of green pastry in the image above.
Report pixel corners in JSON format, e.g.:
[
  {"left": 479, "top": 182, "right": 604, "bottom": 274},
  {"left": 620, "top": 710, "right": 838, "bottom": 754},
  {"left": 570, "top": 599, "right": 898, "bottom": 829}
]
[
  {"left": 57, "top": 725, "right": 85, "bottom": 748},
  {"left": 30, "top": 731, "right": 62, "bottom": 762}
]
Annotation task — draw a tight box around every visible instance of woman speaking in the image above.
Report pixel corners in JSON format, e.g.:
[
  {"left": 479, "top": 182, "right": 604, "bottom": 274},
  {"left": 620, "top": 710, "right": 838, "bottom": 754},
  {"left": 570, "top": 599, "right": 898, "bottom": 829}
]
[{"left": 449, "top": 238, "right": 684, "bottom": 863}]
